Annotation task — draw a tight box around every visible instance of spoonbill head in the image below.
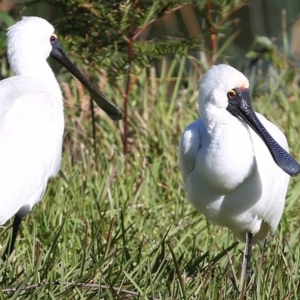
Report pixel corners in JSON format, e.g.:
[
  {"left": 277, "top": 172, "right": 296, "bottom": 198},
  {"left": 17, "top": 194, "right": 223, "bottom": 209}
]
[
  {"left": 179, "top": 64, "right": 299, "bottom": 280},
  {"left": 0, "top": 16, "right": 122, "bottom": 260},
  {"left": 8, "top": 16, "right": 123, "bottom": 120},
  {"left": 8, "top": 16, "right": 56, "bottom": 72}
]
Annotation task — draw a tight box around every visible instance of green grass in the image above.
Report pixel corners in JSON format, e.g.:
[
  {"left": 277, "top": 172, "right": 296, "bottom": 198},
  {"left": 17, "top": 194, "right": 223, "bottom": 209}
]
[{"left": 1, "top": 59, "right": 300, "bottom": 299}]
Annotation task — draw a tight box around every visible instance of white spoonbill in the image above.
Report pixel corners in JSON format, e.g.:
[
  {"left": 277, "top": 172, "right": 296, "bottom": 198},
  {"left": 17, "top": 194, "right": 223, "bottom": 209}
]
[
  {"left": 0, "top": 16, "right": 122, "bottom": 260},
  {"left": 179, "top": 64, "right": 300, "bottom": 281}
]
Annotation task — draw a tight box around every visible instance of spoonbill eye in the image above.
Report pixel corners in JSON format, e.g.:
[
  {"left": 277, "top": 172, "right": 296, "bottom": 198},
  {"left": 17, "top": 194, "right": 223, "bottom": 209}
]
[
  {"left": 227, "top": 89, "right": 236, "bottom": 99},
  {"left": 50, "top": 34, "right": 57, "bottom": 43}
]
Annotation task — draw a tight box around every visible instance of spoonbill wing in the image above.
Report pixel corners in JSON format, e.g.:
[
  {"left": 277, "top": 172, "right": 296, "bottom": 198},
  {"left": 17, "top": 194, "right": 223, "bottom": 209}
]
[
  {"left": 179, "top": 118, "right": 203, "bottom": 184},
  {"left": 0, "top": 76, "right": 64, "bottom": 223},
  {"left": 248, "top": 112, "right": 290, "bottom": 236}
]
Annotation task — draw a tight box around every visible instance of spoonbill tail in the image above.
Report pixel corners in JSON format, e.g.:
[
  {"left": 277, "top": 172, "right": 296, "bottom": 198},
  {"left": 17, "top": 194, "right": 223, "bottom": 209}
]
[
  {"left": 0, "top": 16, "right": 122, "bottom": 260},
  {"left": 179, "top": 64, "right": 300, "bottom": 281}
]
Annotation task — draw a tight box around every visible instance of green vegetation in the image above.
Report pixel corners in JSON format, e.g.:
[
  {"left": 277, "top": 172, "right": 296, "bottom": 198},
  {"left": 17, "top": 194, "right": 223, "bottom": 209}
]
[{"left": 1, "top": 1, "right": 300, "bottom": 299}]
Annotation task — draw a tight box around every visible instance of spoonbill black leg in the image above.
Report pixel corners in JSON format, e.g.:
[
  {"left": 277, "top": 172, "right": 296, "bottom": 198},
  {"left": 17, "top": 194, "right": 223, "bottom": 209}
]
[
  {"left": 245, "top": 232, "right": 253, "bottom": 284},
  {"left": 2, "top": 215, "right": 22, "bottom": 261}
]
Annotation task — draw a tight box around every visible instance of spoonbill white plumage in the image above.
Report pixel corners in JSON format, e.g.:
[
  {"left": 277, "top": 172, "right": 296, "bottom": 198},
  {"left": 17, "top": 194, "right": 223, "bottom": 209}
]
[
  {"left": 179, "top": 64, "right": 300, "bottom": 280},
  {"left": 0, "top": 16, "right": 122, "bottom": 260}
]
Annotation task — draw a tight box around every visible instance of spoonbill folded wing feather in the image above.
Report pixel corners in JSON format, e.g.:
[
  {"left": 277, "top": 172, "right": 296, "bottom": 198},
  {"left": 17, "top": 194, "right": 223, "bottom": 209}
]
[
  {"left": 179, "top": 119, "right": 203, "bottom": 182},
  {"left": 0, "top": 76, "right": 63, "bottom": 223},
  {"left": 247, "top": 113, "right": 290, "bottom": 236}
]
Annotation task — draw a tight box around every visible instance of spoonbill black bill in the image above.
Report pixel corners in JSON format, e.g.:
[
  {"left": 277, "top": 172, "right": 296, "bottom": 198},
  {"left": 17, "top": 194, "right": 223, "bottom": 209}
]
[
  {"left": 0, "top": 16, "right": 123, "bottom": 260},
  {"left": 179, "top": 64, "right": 300, "bottom": 282}
]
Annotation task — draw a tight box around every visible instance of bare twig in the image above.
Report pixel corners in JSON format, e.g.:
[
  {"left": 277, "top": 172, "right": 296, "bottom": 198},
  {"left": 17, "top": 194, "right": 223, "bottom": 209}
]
[
  {"left": 123, "top": 0, "right": 138, "bottom": 156},
  {"left": 133, "top": 4, "right": 188, "bottom": 40},
  {"left": 206, "top": 0, "right": 216, "bottom": 64},
  {"left": 122, "top": 2, "right": 189, "bottom": 155},
  {"left": 217, "top": 0, "right": 249, "bottom": 26},
  {"left": 271, "top": 14, "right": 300, "bottom": 42}
]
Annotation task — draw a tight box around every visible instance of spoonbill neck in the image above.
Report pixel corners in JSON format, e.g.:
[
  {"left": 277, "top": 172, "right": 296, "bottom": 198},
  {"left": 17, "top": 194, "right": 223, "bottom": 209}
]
[
  {"left": 8, "top": 50, "right": 62, "bottom": 99},
  {"left": 200, "top": 102, "right": 235, "bottom": 134}
]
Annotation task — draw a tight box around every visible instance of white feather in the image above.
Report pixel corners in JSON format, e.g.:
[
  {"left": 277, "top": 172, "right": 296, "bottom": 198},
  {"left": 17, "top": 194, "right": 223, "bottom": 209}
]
[
  {"left": 179, "top": 64, "right": 290, "bottom": 243},
  {"left": 0, "top": 17, "right": 64, "bottom": 223}
]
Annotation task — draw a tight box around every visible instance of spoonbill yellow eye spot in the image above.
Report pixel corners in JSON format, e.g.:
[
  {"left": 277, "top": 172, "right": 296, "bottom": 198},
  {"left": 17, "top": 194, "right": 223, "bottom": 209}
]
[
  {"left": 50, "top": 34, "right": 57, "bottom": 43},
  {"left": 227, "top": 89, "right": 236, "bottom": 99}
]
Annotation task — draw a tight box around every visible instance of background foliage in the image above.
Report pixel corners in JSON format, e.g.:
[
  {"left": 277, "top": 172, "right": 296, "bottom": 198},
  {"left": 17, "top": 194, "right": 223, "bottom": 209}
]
[{"left": 1, "top": 0, "right": 300, "bottom": 299}]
